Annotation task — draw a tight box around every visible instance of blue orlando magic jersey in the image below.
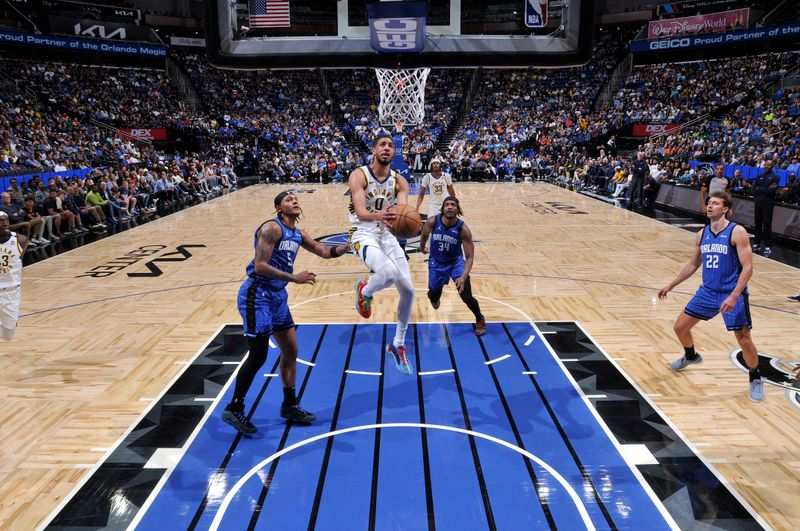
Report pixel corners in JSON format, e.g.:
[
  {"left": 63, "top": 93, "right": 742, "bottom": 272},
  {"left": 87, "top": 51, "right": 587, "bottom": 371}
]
[
  {"left": 430, "top": 215, "right": 463, "bottom": 264},
  {"left": 246, "top": 217, "right": 301, "bottom": 290},
  {"left": 700, "top": 222, "right": 742, "bottom": 293}
]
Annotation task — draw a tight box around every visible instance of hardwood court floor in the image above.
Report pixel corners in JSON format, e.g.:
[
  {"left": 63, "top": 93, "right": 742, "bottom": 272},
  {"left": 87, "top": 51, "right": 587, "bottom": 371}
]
[{"left": 2, "top": 183, "right": 799, "bottom": 530}]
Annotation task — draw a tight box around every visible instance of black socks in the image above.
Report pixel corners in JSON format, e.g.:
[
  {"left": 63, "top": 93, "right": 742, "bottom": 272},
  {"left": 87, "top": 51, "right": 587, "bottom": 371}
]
[
  {"left": 283, "top": 386, "right": 296, "bottom": 406},
  {"left": 226, "top": 397, "right": 244, "bottom": 412},
  {"left": 684, "top": 345, "right": 698, "bottom": 360},
  {"left": 748, "top": 368, "right": 761, "bottom": 382}
]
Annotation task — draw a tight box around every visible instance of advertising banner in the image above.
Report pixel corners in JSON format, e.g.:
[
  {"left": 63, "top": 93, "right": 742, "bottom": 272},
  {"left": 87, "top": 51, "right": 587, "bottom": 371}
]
[
  {"left": 118, "top": 128, "right": 167, "bottom": 141},
  {"left": 0, "top": 28, "right": 166, "bottom": 56},
  {"left": 632, "top": 123, "right": 682, "bottom": 136},
  {"left": 648, "top": 8, "right": 749, "bottom": 39},
  {"left": 657, "top": 0, "right": 740, "bottom": 17},
  {"left": 169, "top": 36, "right": 206, "bottom": 47},
  {"left": 42, "top": 0, "right": 140, "bottom": 22},
  {"left": 630, "top": 22, "right": 800, "bottom": 52},
  {"left": 48, "top": 15, "right": 156, "bottom": 42},
  {"left": 656, "top": 183, "right": 800, "bottom": 240}
]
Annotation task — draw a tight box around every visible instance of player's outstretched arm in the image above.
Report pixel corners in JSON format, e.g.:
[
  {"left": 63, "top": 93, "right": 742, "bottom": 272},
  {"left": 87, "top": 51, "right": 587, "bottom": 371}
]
[
  {"left": 17, "top": 233, "right": 29, "bottom": 255},
  {"left": 415, "top": 184, "right": 427, "bottom": 212},
  {"left": 658, "top": 229, "right": 703, "bottom": 299},
  {"left": 455, "top": 223, "right": 475, "bottom": 293},
  {"left": 253, "top": 221, "right": 312, "bottom": 284},
  {"left": 300, "top": 231, "right": 349, "bottom": 259},
  {"left": 419, "top": 216, "right": 436, "bottom": 255},
  {"left": 721, "top": 225, "right": 754, "bottom": 312},
  {"left": 446, "top": 174, "right": 455, "bottom": 198}
]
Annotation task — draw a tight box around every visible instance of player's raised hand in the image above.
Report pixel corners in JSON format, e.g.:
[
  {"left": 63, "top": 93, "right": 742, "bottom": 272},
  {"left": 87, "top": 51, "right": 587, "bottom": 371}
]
[{"left": 294, "top": 271, "right": 316, "bottom": 285}]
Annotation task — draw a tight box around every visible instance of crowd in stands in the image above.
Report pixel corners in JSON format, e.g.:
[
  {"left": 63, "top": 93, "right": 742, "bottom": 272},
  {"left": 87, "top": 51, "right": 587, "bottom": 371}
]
[
  {"left": 0, "top": 159, "right": 237, "bottom": 249},
  {"left": 177, "top": 51, "right": 349, "bottom": 180},
  {"left": 643, "top": 54, "right": 800, "bottom": 170},
  {"left": 439, "top": 30, "right": 631, "bottom": 179},
  {"left": 603, "top": 52, "right": 800, "bottom": 128},
  {"left": 2, "top": 36, "right": 800, "bottom": 244}
]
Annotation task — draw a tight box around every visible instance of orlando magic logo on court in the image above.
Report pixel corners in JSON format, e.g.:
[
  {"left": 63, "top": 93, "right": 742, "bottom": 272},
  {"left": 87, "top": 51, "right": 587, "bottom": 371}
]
[{"left": 730, "top": 350, "right": 800, "bottom": 408}]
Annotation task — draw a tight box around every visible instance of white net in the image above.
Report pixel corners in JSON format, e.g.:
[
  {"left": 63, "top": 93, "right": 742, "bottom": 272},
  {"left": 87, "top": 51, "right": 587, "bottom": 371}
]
[{"left": 375, "top": 67, "right": 430, "bottom": 127}]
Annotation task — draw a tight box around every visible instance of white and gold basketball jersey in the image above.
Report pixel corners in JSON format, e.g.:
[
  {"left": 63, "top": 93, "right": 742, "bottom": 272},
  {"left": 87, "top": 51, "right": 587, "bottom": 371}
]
[
  {"left": 0, "top": 232, "right": 23, "bottom": 288},
  {"left": 422, "top": 172, "right": 452, "bottom": 214},
  {"left": 348, "top": 165, "right": 398, "bottom": 232}
]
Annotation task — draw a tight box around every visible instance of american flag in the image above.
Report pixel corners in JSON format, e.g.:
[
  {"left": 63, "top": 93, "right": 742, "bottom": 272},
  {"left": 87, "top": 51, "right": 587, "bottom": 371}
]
[{"left": 249, "top": 0, "right": 290, "bottom": 28}]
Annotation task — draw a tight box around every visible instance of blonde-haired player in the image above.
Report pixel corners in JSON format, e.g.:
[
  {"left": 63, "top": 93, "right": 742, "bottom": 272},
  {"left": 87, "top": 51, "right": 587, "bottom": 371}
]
[
  {"left": 351, "top": 133, "right": 415, "bottom": 375},
  {"left": 0, "top": 211, "right": 28, "bottom": 341}
]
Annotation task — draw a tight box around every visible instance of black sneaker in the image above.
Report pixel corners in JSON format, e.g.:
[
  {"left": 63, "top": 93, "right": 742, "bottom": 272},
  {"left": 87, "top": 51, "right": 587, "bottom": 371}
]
[
  {"left": 787, "top": 294, "right": 800, "bottom": 302},
  {"left": 221, "top": 407, "right": 257, "bottom": 435},
  {"left": 280, "top": 403, "right": 316, "bottom": 424}
]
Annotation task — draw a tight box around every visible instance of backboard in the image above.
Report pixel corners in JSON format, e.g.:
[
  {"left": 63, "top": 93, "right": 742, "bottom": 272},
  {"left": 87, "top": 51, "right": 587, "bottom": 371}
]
[{"left": 207, "top": 1, "right": 594, "bottom": 69}]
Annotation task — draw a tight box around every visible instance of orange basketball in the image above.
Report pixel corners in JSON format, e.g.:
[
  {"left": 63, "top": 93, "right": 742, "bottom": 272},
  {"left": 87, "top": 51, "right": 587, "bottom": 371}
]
[{"left": 389, "top": 204, "right": 421, "bottom": 239}]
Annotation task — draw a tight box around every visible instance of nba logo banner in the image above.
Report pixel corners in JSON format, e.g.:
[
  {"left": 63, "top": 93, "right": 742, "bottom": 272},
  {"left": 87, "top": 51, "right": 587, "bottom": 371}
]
[
  {"left": 525, "top": 0, "right": 548, "bottom": 28},
  {"left": 367, "top": 1, "right": 427, "bottom": 53}
]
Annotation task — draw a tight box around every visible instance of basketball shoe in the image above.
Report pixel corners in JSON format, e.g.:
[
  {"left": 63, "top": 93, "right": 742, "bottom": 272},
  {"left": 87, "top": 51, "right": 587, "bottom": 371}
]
[
  {"left": 222, "top": 406, "right": 257, "bottom": 435},
  {"left": 387, "top": 343, "right": 414, "bottom": 375},
  {"left": 669, "top": 353, "right": 703, "bottom": 371},
  {"left": 749, "top": 379, "right": 764, "bottom": 402},
  {"left": 355, "top": 278, "right": 372, "bottom": 318},
  {"left": 475, "top": 318, "right": 487, "bottom": 337},
  {"left": 280, "top": 403, "right": 316, "bottom": 424}
]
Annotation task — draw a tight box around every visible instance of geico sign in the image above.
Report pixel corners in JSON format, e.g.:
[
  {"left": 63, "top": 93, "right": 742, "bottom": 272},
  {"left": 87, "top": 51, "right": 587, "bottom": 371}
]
[
  {"left": 74, "top": 23, "right": 126, "bottom": 40},
  {"left": 649, "top": 38, "right": 690, "bottom": 50},
  {"left": 373, "top": 18, "right": 419, "bottom": 50}
]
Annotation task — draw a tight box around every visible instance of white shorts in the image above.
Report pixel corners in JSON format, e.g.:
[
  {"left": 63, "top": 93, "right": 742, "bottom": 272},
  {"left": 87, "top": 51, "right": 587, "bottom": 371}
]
[
  {"left": 350, "top": 229, "right": 405, "bottom": 265},
  {"left": 0, "top": 285, "right": 21, "bottom": 329}
]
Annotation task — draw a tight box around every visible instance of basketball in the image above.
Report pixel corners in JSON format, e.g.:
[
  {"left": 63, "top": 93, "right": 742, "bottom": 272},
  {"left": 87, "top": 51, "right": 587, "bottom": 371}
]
[{"left": 389, "top": 204, "right": 421, "bottom": 238}]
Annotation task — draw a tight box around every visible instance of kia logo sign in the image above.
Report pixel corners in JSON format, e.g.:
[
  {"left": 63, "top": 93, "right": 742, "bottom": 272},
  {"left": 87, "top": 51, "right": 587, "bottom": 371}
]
[{"left": 75, "top": 23, "right": 126, "bottom": 40}]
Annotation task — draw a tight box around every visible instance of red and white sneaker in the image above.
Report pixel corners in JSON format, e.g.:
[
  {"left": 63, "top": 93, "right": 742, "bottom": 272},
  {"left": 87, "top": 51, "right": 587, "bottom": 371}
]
[{"left": 475, "top": 318, "right": 487, "bottom": 337}]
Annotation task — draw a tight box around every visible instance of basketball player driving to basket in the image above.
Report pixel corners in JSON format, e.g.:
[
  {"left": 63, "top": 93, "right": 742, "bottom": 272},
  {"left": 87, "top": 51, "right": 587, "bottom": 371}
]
[{"left": 350, "top": 133, "right": 416, "bottom": 375}]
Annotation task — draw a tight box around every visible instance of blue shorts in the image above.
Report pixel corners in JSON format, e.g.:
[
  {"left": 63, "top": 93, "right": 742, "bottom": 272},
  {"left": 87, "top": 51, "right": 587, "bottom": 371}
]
[
  {"left": 428, "top": 256, "right": 465, "bottom": 291},
  {"left": 684, "top": 285, "right": 752, "bottom": 331},
  {"left": 237, "top": 277, "right": 294, "bottom": 337}
]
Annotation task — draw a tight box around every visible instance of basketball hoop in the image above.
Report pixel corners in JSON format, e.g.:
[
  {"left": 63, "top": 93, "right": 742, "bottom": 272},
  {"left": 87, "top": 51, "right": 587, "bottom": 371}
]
[{"left": 375, "top": 67, "right": 430, "bottom": 127}]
